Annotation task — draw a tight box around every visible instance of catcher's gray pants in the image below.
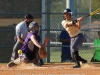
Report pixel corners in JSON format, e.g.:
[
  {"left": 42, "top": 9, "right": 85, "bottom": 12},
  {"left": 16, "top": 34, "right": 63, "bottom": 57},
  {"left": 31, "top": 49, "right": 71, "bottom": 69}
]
[
  {"left": 10, "top": 40, "right": 23, "bottom": 61},
  {"left": 70, "top": 33, "right": 85, "bottom": 59}
]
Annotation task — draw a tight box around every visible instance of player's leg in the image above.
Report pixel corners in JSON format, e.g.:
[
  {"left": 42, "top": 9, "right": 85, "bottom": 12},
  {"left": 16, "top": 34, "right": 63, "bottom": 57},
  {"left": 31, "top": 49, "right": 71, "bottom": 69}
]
[
  {"left": 10, "top": 40, "right": 22, "bottom": 61},
  {"left": 32, "top": 47, "right": 44, "bottom": 65},
  {"left": 33, "top": 48, "right": 44, "bottom": 66},
  {"left": 70, "top": 38, "right": 80, "bottom": 68},
  {"left": 71, "top": 33, "right": 87, "bottom": 68},
  {"left": 8, "top": 41, "right": 22, "bottom": 67},
  {"left": 7, "top": 53, "right": 29, "bottom": 67},
  {"left": 7, "top": 61, "right": 17, "bottom": 67},
  {"left": 24, "top": 46, "right": 41, "bottom": 66},
  {"left": 33, "top": 53, "right": 41, "bottom": 66},
  {"left": 74, "top": 34, "right": 87, "bottom": 63},
  {"left": 72, "top": 51, "right": 81, "bottom": 68}
]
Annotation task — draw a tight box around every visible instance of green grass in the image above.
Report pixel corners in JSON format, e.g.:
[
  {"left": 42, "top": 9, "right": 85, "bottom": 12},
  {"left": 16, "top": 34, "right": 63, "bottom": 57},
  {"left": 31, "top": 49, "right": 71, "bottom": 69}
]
[
  {"left": 49, "top": 47, "right": 95, "bottom": 63},
  {"left": 79, "top": 49, "right": 95, "bottom": 62},
  {"left": 50, "top": 50, "right": 61, "bottom": 62},
  {"left": 0, "top": 46, "right": 95, "bottom": 63}
]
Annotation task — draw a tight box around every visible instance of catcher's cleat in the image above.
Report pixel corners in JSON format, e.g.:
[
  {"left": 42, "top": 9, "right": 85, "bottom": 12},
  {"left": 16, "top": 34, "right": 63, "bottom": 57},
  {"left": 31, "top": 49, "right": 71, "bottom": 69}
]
[
  {"left": 33, "top": 59, "right": 44, "bottom": 66},
  {"left": 39, "top": 59, "right": 44, "bottom": 66},
  {"left": 7, "top": 61, "right": 17, "bottom": 67}
]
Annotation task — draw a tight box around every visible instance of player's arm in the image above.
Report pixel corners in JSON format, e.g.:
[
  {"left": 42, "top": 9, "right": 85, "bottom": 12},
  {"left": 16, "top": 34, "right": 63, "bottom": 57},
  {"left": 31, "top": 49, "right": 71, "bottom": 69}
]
[
  {"left": 17, "top": 36, "right": 24, "bottom": 44},
  {"left": 16, "top": 26, "right": 24, "bottom": 44},
  {"left": 43, "top": 37, "right": 50, "bottom": 48},
  {"left": 62, "top": 20, "right": 74, "bottom": 28},
  {"left": 30, "top": 35, "right": 42, "bottom": 48},
  {"left": 76, "top": 16, "right": 85, "bottom": 29},
  {"left": 66, "top": 22, "right": 73, "bottom": 27},
  {"left": 66, "top": 16, "right": 85, "bottom": 29}
]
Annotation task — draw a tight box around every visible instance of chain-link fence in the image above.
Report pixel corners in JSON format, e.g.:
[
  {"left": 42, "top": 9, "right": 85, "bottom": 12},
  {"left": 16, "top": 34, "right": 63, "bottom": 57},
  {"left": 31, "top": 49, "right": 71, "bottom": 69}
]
[
  {"left": 41, "top": 0, "right": 100, "bottom": 63},
  {"left": 0, "top": 0, "right": 100, "bottom": 63}
]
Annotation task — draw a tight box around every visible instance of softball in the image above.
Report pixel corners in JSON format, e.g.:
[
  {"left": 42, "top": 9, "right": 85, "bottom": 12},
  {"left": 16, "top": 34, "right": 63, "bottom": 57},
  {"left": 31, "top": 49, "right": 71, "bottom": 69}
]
[{"left": 18, "top": 50, "right": 22, "bottom": 54}]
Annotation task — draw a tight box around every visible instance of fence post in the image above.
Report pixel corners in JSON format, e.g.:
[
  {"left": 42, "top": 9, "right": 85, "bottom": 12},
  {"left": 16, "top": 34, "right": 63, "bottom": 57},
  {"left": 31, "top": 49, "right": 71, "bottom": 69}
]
[{"left": 46, "top": 0, "right": 51, "bottom": 63}]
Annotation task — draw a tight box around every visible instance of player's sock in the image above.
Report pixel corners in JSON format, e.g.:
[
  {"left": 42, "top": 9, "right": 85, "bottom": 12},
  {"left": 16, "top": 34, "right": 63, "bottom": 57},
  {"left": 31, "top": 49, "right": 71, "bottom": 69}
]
[{"left": 73, "top": 51, "right": 81, "bottom": 68}]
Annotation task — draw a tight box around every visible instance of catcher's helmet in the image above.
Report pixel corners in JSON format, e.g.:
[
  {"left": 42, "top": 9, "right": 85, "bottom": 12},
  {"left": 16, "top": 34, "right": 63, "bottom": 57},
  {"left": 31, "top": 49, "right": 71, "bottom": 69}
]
[
  {"left": 29, "top": 21, "right": 39, "bottom": 31},
  {"left": 63, "top": 8, "right": 72, "bottom": 15}
]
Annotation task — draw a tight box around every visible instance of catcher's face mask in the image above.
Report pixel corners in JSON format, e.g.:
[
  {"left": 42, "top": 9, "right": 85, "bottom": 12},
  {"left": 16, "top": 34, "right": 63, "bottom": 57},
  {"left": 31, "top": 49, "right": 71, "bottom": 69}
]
[{"left": 29, "top": 21, "right": 39, "bottom": 34}]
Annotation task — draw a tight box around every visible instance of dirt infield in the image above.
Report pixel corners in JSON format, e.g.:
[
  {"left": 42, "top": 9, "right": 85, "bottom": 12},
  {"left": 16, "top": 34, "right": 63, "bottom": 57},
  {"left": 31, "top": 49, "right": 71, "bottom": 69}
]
[{"left": 0, "top": 63, "right": 100, "bottom": 75}]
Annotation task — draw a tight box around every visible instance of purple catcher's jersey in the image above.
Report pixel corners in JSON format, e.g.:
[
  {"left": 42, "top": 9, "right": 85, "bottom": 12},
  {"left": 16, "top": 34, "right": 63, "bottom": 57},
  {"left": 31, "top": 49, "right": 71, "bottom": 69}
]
[{"left": 21, "top": 32, "right": 40, "bottom": 53}]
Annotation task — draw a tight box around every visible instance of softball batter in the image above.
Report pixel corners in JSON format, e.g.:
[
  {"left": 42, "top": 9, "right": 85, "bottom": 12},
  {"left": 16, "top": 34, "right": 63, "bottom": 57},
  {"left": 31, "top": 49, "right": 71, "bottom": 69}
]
[{"left": 61, "top": 9, "right": 87, "bottom": 68}]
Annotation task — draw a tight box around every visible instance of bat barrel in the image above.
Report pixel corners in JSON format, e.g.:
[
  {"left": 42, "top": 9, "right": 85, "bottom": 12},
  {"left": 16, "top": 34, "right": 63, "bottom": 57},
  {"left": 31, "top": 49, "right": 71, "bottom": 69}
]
[{"left": 84, "top": 15, "right": 90, "bottom": 18}]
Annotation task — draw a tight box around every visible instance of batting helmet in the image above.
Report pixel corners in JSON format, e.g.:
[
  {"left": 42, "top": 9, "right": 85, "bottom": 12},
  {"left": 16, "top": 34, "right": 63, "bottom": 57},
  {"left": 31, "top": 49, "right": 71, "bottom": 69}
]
[
  {"left": 28, "top": 21, "right": 39, "bottom": 31},
  {"left": 63, "top": 8, "right": 73, "bottom": 15}
]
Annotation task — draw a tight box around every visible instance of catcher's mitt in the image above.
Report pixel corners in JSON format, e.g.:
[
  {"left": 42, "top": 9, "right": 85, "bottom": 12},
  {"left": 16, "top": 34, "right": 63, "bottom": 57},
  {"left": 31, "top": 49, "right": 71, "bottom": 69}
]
[
  {"left": 38, "top": 47, "right": 47, "bottom": 58},
  {"left": 38, "top": 37, "right": 50, "bottom": 58}
]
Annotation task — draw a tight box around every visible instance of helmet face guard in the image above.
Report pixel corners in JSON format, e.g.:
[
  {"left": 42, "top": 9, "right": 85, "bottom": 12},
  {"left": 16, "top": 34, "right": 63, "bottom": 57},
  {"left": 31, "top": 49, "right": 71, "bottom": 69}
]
[{"left": 28, "top": 21, "right": 39, "bottom": 31}]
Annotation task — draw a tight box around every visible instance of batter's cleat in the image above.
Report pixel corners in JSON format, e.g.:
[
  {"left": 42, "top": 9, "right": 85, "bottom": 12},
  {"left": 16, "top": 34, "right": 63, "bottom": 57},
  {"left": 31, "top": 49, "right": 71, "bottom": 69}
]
[
  {"left": 7, "top": 61, "right": 17, "bottom": 67},
  {"left": 73, "top": 65, "right": 81, "bottom": 68}
]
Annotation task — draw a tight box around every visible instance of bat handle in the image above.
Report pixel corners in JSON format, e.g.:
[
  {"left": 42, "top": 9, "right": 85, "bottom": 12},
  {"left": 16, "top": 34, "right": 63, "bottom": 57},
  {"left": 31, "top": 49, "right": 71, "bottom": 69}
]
[
  {"left": 72, "top": 19, "right": 77, "bottom": 24},
  {"left": 73, "top": 15, "right": 90, "bottom": 24}
]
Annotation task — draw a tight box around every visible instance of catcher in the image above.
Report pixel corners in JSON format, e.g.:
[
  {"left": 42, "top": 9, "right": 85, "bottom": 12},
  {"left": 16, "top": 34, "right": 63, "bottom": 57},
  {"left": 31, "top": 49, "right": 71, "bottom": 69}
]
[{"left": 7, "top": 21, "right": 50, "bottom": 67}]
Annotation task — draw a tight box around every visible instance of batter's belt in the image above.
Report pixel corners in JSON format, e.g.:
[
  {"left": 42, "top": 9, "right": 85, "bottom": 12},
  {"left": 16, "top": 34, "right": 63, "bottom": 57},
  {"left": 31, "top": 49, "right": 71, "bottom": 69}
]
[{"left": 71, "top": 33, "right": 81, "bottom": 38}]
